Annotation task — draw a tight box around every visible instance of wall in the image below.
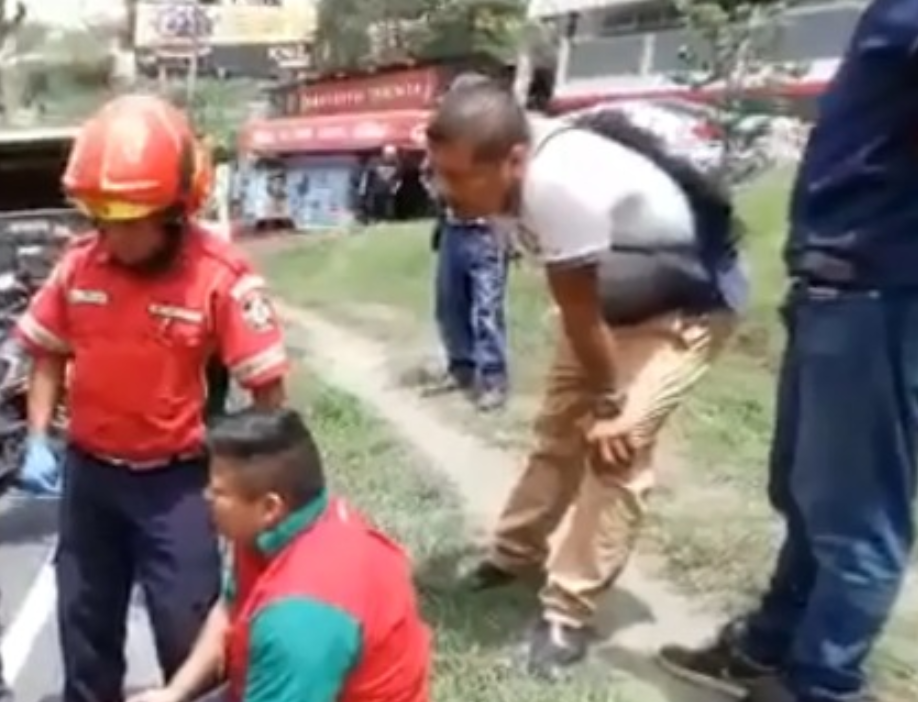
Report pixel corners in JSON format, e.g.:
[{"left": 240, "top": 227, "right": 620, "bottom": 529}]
[{"left": 550, "top": 0, "right": 867, "bottom": 107}]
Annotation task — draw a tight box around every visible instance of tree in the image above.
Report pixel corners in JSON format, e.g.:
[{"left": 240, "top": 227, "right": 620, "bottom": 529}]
[
  {"left": 415, "top": 0, "right": 524, "bottom": 62},
  {"left": 312, "top": 0, "right": 375, "bottom": 71},
  {"left": 371, "top": 0, "right": 426, "bottom": 65},
  {"left": 310, "top": 0, "right": 525, "bottom": 72},
  {"left": 0, "top": 0, "right": 26, "bottom": 120},
  {"left": 672, "top": 0, "right": 804, "bottom": 180},
  {"left": 513, "top": 13, "right": 561, "bottom": 108},
  {"left": 111, "top": 0, "right": 139, "bottom": 89}
]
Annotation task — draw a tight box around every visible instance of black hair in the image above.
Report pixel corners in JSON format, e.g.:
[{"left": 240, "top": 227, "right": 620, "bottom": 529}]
[
  {"left": 570, "top": 108, "right": 745, "bottom": 272},
  {"left": 208, "top": 408, "right": 325, "bottom": 509},
  {"left": 426, "top": 81, "right": 530, "bottom": 162}
]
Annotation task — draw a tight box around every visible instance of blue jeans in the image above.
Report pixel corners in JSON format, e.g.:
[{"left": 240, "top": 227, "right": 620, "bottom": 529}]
[
  {"left": 740, "top": 284, "right": 918, "bottom": 701},
  {"left": 434, "top": 220, "right": 508, "bottom": 389}
]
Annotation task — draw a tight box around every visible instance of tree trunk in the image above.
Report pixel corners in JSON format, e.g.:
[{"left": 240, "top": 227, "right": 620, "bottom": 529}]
[
  {"left": 111, "top": 0, "right": 138, "bottom": 88},
  {"left": 0, "top": 1, "right": 26, "bottom": 122}
]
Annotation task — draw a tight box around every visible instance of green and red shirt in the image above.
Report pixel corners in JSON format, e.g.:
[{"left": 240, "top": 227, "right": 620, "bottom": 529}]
[{"left": 223, "top": 492, "right": 431, "bottom": 702}]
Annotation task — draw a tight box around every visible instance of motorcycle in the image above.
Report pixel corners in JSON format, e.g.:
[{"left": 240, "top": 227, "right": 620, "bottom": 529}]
[
  {"left": 0, "top": 239, "right": 68, "bottom": 495},
  {"left": 0, "top": 275, "right": 31, "bottom": 491}
]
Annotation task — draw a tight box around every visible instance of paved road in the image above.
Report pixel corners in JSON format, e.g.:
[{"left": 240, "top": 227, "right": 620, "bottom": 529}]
[{"left": 0, "top": 494, "right": 159, "bottom": 702}]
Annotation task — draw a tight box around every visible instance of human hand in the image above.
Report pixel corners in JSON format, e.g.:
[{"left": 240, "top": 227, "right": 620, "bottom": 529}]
[
  {"left": 126, "top": 686, "right": 183, "bottom": 702},
  {"left": 19, "top": 433, "right": 60, "bottom": 495},
  {"left": 586, "top": 417, "right": 637, "bottom": 472}
]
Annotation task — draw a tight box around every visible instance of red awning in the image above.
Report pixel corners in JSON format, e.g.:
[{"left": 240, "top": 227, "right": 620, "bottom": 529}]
[{"left": 241, "top": 109, "right": 430, "bottom": 155}]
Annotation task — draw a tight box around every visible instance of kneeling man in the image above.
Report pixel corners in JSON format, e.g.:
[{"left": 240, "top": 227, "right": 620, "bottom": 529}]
[{"left": 130, "top": 408, "right": 431, "bottom": 702}]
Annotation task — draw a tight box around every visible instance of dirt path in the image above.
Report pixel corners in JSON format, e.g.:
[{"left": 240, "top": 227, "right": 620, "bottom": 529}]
[{"left": 278, "top": 301, "right": 724, "bottom": 698}]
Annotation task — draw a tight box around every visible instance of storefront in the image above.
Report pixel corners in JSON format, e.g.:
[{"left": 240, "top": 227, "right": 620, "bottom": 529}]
[{"left": 236, "top": 59, "right": 507, "bottom": 232}]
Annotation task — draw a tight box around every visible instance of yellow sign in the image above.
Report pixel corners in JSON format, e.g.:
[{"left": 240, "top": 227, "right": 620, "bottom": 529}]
[{"left": 134, "top": 1, "right": 317, "bottom": 49}]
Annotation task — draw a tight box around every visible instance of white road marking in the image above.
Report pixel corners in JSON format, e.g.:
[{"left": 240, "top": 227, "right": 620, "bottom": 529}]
[{"left": 0, "top": 547, "right": 57, "bottom": 683}]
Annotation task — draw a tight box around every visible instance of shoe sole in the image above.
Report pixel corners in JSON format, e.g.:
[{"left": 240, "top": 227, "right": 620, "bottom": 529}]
[{"left": 654, "top": 652, "right": 749, "bottom": 698}]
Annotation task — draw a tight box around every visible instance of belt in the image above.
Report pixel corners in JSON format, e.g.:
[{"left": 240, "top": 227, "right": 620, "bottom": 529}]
[
  {"left": 74, "top": 444, "right": 205, "bottom": 471},
  {"left": 789, "top": 278, "right": 881, "bottom": 298}
]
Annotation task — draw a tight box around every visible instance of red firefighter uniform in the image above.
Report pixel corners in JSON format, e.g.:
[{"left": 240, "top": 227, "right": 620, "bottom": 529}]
[{"left": 17, "top": 227, "right": 287, "bottom": 461}]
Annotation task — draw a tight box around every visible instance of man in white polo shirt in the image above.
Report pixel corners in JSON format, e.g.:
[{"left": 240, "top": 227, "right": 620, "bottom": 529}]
[{"left": 425, "top": 82, "right": 743, "bottom": 677}]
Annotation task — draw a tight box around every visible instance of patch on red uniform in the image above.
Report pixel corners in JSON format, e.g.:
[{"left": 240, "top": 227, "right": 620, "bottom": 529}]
[{"left": 240, "top": 291, "right": 276, "bottom": 332}]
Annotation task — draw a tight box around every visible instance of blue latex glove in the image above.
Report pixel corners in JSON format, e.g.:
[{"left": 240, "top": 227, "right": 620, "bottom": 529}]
[{"left": 18, "top": 433, "right": 61, "bottom": 496}]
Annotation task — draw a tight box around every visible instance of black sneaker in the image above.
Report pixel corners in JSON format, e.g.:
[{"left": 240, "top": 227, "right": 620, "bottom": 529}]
[
  {"left": 657, "top": 625, "right": 776, "bottom": 696},
  {"left": 462, "top": 560, "right": 520, "bottom": 591},
  {"left": 526, "top": 617, "right": 592, "bottom": 680}
]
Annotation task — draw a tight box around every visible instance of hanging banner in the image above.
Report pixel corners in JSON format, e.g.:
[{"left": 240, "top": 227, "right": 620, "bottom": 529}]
[
  {"left": 134, "top": 1, "right": 316, "bottom": 50},
  {"left": 241, "top": 110, "right": 430, "bottom": 155},
  {"left": 297, "top": 68, "right": 441, "bottom": 116}
]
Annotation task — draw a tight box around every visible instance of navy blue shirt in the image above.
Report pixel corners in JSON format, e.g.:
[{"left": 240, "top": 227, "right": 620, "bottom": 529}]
[{"left": 787, "top": 0, "right": 918, "bottom": 288}]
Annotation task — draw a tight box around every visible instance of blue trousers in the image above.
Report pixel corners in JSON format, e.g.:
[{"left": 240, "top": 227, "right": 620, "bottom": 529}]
[
  {"left": 740, "top": 284, "right": 917, "bottom": 701},
  {"left": 57, "top": 447, "right": 221, "bottom": 702},
  {"left": 434, "top": 220, "right": 509, "bottom": 389}
]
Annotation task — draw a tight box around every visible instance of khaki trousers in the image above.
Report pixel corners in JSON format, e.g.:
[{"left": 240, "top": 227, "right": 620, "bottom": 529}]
[{"left": 490, "top": 311, "right": 735, "bottom": 627}]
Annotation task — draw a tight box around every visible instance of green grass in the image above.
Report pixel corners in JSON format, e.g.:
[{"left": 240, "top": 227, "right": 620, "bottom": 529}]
[
  {"left": 295, "top": 376, "right": 671, "bottom": 702},
  {"left": 261, "top": 169, "right": 917, "bottom": 700}
]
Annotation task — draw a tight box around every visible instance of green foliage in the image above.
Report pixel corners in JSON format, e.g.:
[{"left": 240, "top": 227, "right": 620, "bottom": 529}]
[
  {"left": 1, "top": 18, "right": 120, "bottom": 124},
  {"left": 415, "top": 0, "right": 525, "bottom": 63},
  {"left": 672, "top": 0, "right": 806, "bottom": 171},
  {"left": 186, "top": 78, "right": 263, "bottom": 151},
  {"left": 312, "top": 0, "right": 374, "bottom": 72},
  {"left": 312, "top": 0, "right": 525, "bottom": 72}
]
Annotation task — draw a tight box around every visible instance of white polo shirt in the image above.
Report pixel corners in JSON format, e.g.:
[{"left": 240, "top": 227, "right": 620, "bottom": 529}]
[{"left": 516, "top": 117, "right": 695, "bottom": 266}]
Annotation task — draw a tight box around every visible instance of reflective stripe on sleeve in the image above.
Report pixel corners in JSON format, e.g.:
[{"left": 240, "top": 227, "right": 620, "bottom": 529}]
[
  {"left": 230, "top": 343, "right": 287, "bottom": 385},
  {"left": 229, "top": 274, "right": 267, "bottom": 301},
  {"left": 18, "top": 313, "right": 70, "bottom": 354}
]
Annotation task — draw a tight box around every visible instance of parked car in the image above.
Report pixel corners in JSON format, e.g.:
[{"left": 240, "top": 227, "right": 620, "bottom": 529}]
[
  {"left": 565, "top": 96, "right": 777, "bottom": 182},
  {"left": 565, "top": 97, "right": 726, "bottom": 171}
]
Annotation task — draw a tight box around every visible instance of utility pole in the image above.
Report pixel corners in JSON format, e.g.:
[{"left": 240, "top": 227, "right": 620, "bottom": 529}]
[{"left": 185, "top": 0, "right": 201, "bottom": 106}]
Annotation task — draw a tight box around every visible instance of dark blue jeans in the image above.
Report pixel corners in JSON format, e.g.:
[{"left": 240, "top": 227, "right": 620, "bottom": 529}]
[
  {"left": 57, "top": 447, "right": 221, "bottom": 702},
  {"left": 434, "top": 220, "right": 508, "bottom": 389},
  {"left": 740, "top": 284, "right": 918, "bottom": 701}
]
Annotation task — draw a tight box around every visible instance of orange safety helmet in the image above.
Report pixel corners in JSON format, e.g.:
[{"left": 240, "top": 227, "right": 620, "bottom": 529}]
[{"left": 63, "top": 94, "right": 198, "bottom": 222}]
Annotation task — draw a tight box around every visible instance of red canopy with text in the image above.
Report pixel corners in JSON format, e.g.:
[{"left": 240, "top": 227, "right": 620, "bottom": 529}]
[{"left": 241, "top": 109, "right": 429, "bottom": 155}]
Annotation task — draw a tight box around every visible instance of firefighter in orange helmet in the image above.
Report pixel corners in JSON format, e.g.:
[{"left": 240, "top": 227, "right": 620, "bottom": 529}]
[{"left": 15, "top": 94, "right": 289, "bottom": 702}]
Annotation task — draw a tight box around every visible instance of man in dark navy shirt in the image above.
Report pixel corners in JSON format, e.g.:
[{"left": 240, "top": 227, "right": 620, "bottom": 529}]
[{"left": 657, "top": 2, "right": 917, "bottom": 701}]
